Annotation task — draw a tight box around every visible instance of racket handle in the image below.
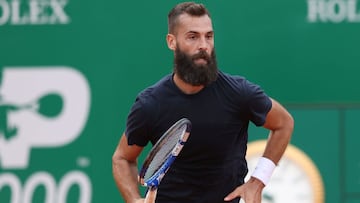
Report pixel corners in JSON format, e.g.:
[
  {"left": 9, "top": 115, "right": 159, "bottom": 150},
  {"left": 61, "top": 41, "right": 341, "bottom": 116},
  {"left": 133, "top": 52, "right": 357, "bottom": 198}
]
[{"left": 144, "top": 188, "right": 157, "bottom": 203}]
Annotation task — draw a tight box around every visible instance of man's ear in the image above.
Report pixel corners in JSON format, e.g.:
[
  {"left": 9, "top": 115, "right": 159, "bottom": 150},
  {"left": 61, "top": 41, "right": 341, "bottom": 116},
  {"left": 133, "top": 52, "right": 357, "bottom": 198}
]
[{"left": 166, "top": 34, "right": 176, "bottom": 51}]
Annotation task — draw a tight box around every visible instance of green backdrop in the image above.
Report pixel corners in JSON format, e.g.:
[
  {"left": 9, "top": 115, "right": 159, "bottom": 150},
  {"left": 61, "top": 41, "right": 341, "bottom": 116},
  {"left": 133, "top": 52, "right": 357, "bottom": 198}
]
[{"left": 1, "top": 0, "right": 359, "bottom": 202}]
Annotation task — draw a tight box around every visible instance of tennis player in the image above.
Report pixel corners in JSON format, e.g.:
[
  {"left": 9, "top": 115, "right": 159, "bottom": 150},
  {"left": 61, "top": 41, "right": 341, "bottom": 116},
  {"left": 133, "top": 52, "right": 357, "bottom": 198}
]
[{"left": 112, "top": 2, "right": 294, "bottom": 203}]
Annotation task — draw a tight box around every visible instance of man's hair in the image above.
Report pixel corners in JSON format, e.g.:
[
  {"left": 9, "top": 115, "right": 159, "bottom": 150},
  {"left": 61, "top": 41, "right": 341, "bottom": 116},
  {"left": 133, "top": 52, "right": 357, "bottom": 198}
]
[{"left": 168, "top": 2, "right": 211, "bottom": 34}]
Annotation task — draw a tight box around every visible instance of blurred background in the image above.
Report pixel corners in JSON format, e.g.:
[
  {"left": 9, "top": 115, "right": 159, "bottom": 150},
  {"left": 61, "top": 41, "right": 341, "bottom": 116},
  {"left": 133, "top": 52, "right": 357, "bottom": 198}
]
[{"left": 0, "top": 0, "right": 359, "bottom": 202}]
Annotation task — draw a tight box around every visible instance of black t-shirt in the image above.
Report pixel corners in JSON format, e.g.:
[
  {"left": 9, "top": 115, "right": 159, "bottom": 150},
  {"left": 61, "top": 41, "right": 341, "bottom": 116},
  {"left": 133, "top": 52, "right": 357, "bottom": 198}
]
[{"left": 126, "top": 71, "right": 272, "bottom": 203}]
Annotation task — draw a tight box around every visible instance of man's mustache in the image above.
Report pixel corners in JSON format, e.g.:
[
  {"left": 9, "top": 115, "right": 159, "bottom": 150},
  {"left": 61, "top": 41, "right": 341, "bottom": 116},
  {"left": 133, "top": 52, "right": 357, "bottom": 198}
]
[{"left": 192, "top": 50, "right": 210, "bottom": 62}]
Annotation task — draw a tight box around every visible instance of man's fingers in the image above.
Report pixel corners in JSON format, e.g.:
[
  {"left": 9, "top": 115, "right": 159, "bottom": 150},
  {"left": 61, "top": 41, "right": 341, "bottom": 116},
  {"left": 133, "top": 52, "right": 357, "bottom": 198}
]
[{"left": 224, "top": 187, "right": 242, "bottom": 201}]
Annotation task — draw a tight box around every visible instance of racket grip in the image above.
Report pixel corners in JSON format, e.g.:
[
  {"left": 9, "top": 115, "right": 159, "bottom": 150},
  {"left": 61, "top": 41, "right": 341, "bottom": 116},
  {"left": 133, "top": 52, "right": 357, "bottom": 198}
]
[{"left": 144, "top": 187, "right": 157, "bottom": 203}]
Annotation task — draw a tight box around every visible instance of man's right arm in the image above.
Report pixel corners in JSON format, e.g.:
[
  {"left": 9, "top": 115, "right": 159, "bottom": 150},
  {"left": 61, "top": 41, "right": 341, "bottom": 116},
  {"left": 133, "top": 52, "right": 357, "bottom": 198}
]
[{"left": 112, "top": 133, "right": 144, "bottom": 203}]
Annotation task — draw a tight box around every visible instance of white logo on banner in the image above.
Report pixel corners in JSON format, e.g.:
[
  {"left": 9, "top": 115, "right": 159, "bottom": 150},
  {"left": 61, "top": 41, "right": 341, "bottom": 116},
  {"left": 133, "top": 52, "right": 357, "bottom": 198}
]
[
  {"left": 0, "top": 67, "right": 92, "bottom": 203},
  {"left": 307, "top": 0, "right": 360, "bottom": 23},
  {"left": 0, "top": 67, "right": 90, "bottom": 169},
  {"left": 0, "top": 0, "right": 70, "bottom": 26}
]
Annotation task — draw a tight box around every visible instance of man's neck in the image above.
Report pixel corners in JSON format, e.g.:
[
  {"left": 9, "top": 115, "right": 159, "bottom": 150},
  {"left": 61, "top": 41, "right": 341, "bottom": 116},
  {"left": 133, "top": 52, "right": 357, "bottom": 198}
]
[{"left": 173, "top": 74, "right": 204, "bottom": 95}]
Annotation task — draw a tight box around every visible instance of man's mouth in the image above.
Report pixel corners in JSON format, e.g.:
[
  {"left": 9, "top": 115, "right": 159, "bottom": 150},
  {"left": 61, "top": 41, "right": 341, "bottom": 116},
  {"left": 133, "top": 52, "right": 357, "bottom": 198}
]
[{"left": 194, "top": 57, "right": 208, "bottom": 65}]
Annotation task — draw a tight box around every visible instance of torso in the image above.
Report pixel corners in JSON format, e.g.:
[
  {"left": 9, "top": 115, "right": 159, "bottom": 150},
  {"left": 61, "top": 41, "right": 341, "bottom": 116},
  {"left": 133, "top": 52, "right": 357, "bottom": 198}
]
[{"left": 126, "top": 71, "right": 272, "bottom": 202}]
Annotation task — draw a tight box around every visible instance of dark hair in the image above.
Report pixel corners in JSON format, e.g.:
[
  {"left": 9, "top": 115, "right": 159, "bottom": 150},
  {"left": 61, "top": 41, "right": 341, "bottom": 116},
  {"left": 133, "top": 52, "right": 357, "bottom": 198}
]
[{"left": 168, "top": 2, "right": 210, "bottom": 34}]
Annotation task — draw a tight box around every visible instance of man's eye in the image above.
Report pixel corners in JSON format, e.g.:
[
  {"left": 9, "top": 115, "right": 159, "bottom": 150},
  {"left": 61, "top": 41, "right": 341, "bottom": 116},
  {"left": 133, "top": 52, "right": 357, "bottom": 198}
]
[{"left": 188, "top": 36, "right": 197, "bottom": 40}]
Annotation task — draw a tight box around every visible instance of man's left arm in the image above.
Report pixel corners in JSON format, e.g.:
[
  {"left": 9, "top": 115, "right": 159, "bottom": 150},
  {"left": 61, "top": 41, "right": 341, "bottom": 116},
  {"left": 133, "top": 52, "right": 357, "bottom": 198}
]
[
  {"left": 224, "top": 98, "right": 294, "bottom": 202},
  {"left": 262, "top": 98, "right": 294, "bottom": 165}
]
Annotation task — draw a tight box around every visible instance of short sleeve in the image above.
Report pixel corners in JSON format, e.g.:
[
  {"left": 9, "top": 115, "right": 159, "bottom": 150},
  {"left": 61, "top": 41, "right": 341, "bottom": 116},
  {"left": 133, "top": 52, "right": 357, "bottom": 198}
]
[
  {"left": 125, "top": 97, "right": 151, "bottom": 146},
  {"left": 246, "top": 81, "right": 272, "bottom": 126}
]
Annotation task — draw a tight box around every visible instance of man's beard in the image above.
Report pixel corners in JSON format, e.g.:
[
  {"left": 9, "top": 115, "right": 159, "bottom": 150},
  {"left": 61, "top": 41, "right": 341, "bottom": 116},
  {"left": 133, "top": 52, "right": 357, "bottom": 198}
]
[{"left": 174, "top": 47, "right": 218, "bottom": 86}]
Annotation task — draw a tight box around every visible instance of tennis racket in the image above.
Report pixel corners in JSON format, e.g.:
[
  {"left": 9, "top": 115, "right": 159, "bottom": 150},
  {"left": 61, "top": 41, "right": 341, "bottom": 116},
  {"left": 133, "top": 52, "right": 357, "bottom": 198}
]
[{"left": 138, "top": 118, "right": 192, "bottom": 203}]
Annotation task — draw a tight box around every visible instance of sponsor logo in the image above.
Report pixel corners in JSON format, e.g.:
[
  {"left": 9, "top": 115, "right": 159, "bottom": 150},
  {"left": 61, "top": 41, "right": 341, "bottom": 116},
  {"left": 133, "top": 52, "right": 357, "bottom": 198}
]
[
  {"left": 0, "top": 66, "right": 92, "bottom": 203},
  {"left": 307, "top": 0, "right": 360, "bottom": 23},
  {"left": 0, "top": 171, "right": 91, "bottom": 203},
  {"left": 0, "top": 0, "right": 70, "bottom": 26},
  {"left": 0, "top": 67, "right": 90, "bottom": 169}
]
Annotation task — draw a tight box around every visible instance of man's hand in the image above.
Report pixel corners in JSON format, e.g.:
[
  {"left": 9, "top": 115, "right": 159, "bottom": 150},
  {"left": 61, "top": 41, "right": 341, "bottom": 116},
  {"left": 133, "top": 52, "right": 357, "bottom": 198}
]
[
  {"left": 133, "top": 198, "right": 145, "bottom": 203},
  {"left": 224, "top": 177, "right": 265, "bottom": 203}
]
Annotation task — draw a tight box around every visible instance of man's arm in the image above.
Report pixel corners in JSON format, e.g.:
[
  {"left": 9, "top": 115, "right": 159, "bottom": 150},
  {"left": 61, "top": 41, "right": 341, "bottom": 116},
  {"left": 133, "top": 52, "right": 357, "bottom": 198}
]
[
  {"left": 261, "top": 98, "right": 294, "bottom": 165},
  {"left": 224, "top": 98, "right": 294, "bottom": 202},
  {"left": 112, "top": 133, "right": 144, "bottom": 203}
]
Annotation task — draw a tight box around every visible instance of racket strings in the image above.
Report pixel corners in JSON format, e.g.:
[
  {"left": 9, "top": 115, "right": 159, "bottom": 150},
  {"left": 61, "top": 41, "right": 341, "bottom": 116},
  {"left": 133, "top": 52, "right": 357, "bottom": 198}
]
[{"left": 144, "top": 125, "right": 187, "bottom": 180}]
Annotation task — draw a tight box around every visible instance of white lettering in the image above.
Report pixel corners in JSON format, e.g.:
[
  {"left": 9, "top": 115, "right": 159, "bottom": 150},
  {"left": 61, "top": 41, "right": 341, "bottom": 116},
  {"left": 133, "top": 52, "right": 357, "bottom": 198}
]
[
  {"left": 0, "top": 1, "right": 10, "bottom": 25},
  {"left": 348, "top": 0, "right": 360, "bottom": 20},
  {"left": 10, "top": 0, "right": 26, "bottom": 25},
  {"left": 29, "top": 0, "right": 43, "bottom": 24},
  {"left": 23, "top": 172, "right": 56, "bottom": 203},
  {"left": 58, "top": 171, "right": 92, "bottom": 203},
  {"left": 307, "top": 0, "right": 360, "bottom": 23},
  {"left": 0, "top": 171, "right": 92, "bottom": 203},
  {"left": 328, "top": 0, "right": 347, "bottom": 22},
  {"left": 0, "top": 173, "right": 21, "bottom": 203},
  {"left": 50, "top": 0, "right": 69, "bottom": 24},
  {"left": 308, "top": 0, "right": 327, "bottom": 22},
  {"left": 0, "top": 0, "right": 70, "bottom": 26}
]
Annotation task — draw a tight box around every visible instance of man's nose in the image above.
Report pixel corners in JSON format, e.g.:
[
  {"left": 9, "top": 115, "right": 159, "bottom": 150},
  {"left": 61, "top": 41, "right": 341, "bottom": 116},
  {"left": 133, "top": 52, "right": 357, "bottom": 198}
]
[{"left": 198, "top": 36, "right": 210, "bottom": 51}]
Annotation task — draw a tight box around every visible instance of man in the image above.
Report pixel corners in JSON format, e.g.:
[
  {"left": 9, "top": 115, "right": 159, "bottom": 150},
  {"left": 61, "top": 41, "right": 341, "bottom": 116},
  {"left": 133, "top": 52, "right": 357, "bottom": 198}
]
[{"left": 112, "top": 2, "right": 294, "bottom": 203}]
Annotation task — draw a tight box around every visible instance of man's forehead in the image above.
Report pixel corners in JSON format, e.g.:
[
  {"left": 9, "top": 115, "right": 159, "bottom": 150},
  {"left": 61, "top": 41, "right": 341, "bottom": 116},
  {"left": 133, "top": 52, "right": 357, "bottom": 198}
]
[{"left": 176, "top": 14, "right": 213, "bottom": 34}]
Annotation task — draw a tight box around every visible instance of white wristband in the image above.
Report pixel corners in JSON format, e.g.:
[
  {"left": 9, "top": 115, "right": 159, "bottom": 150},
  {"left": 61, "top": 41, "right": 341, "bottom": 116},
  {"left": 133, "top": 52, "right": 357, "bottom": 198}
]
[{"left": 251, "top": 157, "right": 276, "bottom": 185}]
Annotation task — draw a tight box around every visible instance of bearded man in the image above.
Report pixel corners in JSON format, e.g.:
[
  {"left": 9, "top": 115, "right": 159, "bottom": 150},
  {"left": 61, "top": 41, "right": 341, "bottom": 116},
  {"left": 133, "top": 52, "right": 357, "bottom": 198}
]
[{"left": 112, "top": 2, "right": 294, "bottom": 203}]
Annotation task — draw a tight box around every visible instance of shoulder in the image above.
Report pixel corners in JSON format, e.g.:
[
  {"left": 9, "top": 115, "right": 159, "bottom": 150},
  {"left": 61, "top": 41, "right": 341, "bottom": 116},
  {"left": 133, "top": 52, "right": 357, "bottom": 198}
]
[
  {"left": 215, "top": 71, "right": 270, "bottom": 106},
  {"left": 217, "top": 70, "right": 245, "bottom": 81},
  {"left": 137, "top": 74, "right": 173, "bottom": 102},
  {"left": 127, "top": 74, "right": 173, "bottom": 132},
  {"left": 215, "top": 71, "right": 257, "bottom": 94}
]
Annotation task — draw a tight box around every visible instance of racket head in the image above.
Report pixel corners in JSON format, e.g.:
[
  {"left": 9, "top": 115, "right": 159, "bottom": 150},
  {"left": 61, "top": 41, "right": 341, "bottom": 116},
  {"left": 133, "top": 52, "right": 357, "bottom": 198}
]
[{"left": 139, "top": 118, "right": 192, "bottom": 188}]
